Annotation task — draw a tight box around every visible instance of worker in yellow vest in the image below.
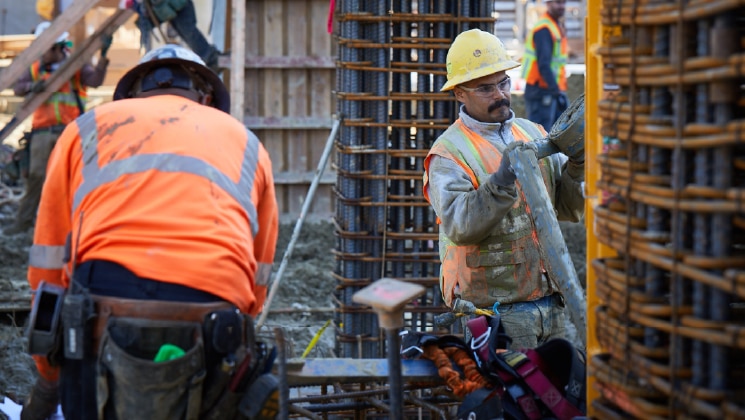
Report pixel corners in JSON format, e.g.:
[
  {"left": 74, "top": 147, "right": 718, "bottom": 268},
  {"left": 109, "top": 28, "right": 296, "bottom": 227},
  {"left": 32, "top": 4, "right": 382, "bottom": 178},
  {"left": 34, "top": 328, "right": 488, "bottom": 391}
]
[
  {"left": 522, "top": 0, "right": 569, "bottom": 130},
  {"left": 424, "top": 29, "right": 584, "bottom": 350}
]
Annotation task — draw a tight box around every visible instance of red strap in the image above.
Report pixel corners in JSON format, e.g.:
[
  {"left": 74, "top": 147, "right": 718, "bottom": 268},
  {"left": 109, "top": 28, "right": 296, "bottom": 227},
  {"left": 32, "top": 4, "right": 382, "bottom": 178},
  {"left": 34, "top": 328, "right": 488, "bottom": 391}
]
[
  {"left": 516, "top": 350, "right": 584, "bottom": 420},
  {"left": 327, "top": 0, "right": 336, "bottom": 34},
  {"left": 466, "top": 316, "right": 492, "bottom": 365}
]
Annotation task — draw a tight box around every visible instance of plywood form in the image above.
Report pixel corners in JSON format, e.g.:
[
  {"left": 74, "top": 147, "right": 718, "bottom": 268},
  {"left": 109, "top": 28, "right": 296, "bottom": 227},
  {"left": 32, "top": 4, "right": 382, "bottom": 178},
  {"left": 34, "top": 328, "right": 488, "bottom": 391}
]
[
  {"left": 243, "top": 0, "right": 337, "bottom": 218},
  {"left": 0, "top": 35, "right": 36, "bottom": 59}
]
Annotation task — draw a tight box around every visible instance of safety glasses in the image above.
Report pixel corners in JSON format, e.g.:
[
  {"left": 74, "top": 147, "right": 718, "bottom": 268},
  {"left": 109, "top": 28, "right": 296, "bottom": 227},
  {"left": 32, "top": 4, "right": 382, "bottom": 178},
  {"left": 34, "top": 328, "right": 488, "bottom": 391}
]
[{"left": 459, "top": 76, "right": 511, "bottom": 97}]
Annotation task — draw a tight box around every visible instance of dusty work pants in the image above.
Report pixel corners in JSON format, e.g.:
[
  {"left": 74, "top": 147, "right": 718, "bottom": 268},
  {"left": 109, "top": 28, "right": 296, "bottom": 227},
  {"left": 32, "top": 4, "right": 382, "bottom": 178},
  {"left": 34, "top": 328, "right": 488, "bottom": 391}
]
[
  {"left": 169, "top": 1, "right": 220, "bottom": 70},
  {"left": 461, "top": 293, "right": 568, "bottom": 350},
  {"left": 13, "top": 127, "right": 63, "bottom": 230},
  {"left": 498, "top": 293, "right": 568, "bottom": 350},
  {"left": 524, "top": 84, "right": 569, "bottom": 131}
]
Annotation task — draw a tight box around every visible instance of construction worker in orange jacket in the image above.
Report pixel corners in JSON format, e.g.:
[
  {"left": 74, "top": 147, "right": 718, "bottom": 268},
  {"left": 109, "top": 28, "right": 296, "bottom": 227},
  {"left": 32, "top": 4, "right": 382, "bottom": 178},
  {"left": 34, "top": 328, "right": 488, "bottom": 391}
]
[
  {"left": 21, "top": 44, "right": 279, "bottom": 420},
  {"left": 5, "top": 21, "right": 110, "bottom": 236},
  {"left": 423, "top": 29, "right": 584, "bottom": 350},
  {"left": 521, "top": 0, "right": 569, "bottom": 130}
]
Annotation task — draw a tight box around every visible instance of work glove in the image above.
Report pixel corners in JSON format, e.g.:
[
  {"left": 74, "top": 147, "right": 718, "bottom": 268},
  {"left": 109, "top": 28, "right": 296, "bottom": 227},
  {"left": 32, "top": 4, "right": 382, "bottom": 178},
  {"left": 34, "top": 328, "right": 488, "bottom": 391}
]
[
  {"left": 567, "top": 148, "right": 585, "bottom": 164},
  {"left": 557, "top": 91, "right": 569, "bottom": 109},
  {"left": 490, "top": 142, "right": 537, "bottom": 187},
  {"left": 100, "top": 34, "right": 113, "bottom": 58},
  {"left": 20, "top": 377, "right": 59, "bottom": 420},
  {"left": 30, "top": 81, "right": 46, "bottom": 94},
  {"left": 566, "top": 159, "right": 584, "bottom": 181}
]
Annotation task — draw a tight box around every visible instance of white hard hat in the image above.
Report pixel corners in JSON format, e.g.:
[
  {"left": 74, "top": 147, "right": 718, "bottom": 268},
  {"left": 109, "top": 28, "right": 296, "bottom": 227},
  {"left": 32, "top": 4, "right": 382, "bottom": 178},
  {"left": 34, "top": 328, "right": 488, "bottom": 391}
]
[
  {"left": 114, "top": 44, "right": 230, "bottom": 113},
  {"left": 34, "top": 21, "right": 70, "bottom": 44}
]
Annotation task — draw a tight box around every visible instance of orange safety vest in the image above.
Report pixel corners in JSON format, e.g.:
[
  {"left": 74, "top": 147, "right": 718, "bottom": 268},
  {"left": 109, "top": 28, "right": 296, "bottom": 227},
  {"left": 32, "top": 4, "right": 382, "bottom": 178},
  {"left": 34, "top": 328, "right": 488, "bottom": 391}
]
[
  {"left": 30, "top": 61, "right": 87, "bottom": 128},
  {"left": 423, "top": 118, "right": 557, "bottom": 309},
  {"left": 521, "top": 13, "right": 568, "bottom": 92},
  {"left": 28, "top": 95, "right": 278, "bottom": 381}
]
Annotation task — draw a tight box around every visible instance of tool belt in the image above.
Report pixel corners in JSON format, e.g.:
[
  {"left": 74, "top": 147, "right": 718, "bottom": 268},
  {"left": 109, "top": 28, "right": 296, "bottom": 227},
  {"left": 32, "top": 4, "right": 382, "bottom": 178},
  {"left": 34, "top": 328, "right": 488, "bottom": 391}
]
[
  {"left": 90, "top": 295, "right": 237, "bottom": 355},
  {"left": 32, "top": 124, "right": 66, "bottom": 135},
  {"left": 84, "top": 295, "right": 277, "bottom": 419}
]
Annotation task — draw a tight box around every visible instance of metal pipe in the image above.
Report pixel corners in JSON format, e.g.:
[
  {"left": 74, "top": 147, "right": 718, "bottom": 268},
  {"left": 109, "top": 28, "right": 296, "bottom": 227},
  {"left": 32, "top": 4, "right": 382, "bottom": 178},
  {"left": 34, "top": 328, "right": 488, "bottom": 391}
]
[
  {"left": 387, "top": 328, "right": 404, "bottom": 420},
  {"left": 510, "top": 146, "right": 587, "bottom": 347},
  {"left": 274, "top": 327, "right": 290, "bottom": 420}
]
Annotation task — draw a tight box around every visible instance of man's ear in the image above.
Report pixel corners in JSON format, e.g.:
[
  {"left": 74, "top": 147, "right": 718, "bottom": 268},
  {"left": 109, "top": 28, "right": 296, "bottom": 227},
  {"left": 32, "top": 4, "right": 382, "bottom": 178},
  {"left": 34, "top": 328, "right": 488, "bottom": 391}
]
[{"left": 453, "top": 88, "right": 465, "bottom": 102}]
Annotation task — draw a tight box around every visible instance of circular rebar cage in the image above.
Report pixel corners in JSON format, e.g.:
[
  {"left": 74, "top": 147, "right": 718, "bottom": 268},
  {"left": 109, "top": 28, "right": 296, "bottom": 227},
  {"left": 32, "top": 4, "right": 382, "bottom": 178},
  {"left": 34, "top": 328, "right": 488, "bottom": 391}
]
[{"left": 593, "top": 1, "right": 745, "bottom": 418}]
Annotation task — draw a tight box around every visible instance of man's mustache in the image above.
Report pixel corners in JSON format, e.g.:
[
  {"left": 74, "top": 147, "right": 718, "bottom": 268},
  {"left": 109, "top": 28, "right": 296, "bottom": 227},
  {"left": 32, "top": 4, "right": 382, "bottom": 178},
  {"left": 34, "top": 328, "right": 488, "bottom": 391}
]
[{"left": 488, "top": 99, "right": 510, "bottom": 113}]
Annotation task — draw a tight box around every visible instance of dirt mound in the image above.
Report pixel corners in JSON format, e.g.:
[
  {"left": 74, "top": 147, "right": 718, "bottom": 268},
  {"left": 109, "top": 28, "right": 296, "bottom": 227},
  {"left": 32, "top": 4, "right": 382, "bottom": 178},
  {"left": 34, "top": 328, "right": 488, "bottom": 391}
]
[{"left": 259, "top": 221, "right": 338, "bottom": 358}]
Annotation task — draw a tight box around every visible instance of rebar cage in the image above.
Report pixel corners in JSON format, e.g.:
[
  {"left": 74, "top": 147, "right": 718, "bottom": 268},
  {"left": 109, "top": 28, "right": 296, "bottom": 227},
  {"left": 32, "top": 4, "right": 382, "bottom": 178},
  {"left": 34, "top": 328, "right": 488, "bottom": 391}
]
[
  {"left": 592, "top": 0, "right": 745, "bottom": 418},
  {"left": 332, "top": 0, "right": 498, "bottom": 359}
]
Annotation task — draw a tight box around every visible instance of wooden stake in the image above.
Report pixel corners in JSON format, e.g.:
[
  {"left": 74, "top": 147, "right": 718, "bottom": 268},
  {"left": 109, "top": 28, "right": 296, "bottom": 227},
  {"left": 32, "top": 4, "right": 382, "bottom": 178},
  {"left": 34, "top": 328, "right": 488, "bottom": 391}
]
[{"left": 229, "top": 0, "right": 245, "bottom": 119}]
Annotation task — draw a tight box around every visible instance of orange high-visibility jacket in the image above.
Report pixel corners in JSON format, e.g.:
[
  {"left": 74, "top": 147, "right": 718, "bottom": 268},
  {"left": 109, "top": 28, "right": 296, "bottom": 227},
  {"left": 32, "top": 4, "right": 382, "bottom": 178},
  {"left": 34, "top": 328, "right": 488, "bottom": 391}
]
[
  {"left": 28, "top": 95, "right": 279, "bottom": 381},
  {"left": 29, "top": 61, "right": 87, "bottom": 128},
  {"left": 423, "top": 118, "right": 557, "bottom": 309},
  {"left": 521, "top": 13, "right": 568, "bottom": 92}
]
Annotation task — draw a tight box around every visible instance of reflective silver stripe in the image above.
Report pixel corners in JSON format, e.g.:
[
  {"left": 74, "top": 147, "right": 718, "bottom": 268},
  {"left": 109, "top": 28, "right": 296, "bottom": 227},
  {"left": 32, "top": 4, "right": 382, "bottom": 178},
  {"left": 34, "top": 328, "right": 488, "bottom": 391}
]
[
  {"left": 73, "top": 111, "right": 261, "bottom": 235},
  {"left": 29, "top": 244, "right": 67, "bottom": 269},
  {"left": 255, "top": 262, "right": 273, "bottom": 286},
  {"left": 241, "top": 130, "right": 260, "bottom": 235}
]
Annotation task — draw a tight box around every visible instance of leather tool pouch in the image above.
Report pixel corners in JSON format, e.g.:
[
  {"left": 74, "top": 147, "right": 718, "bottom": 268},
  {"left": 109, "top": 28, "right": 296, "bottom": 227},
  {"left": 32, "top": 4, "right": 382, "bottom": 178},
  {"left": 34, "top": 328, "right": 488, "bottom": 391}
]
[
  {"left": 202, "top": 342, "right": 276, "bottom": 420},
  {"left": 96, "top": 317, "right": 206, "bottom": 420}
]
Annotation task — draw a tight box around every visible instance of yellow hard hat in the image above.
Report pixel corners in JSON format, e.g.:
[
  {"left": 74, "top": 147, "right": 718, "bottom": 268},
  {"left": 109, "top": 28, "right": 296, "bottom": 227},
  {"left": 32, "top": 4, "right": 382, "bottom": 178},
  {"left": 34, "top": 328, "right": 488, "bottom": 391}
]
[{"left": 441, "top": 29, "right": 520, "bottom": 91}]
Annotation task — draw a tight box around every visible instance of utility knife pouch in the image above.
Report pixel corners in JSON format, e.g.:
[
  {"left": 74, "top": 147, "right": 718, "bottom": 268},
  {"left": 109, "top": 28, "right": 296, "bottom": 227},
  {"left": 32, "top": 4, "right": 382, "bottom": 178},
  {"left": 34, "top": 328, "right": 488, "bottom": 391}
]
[{"left": 26, "top": 281, "right": 66, "bottom": 361}]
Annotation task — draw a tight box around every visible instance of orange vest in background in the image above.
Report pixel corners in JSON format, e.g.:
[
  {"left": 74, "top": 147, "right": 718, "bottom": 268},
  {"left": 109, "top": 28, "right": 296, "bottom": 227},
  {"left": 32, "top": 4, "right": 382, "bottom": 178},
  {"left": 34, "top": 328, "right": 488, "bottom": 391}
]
[
  {"left": 30, "top": 61, "right": 87, "bottom": 128},
  {"left": 522, "top": 13, "right": 568, "bottom": 92}
]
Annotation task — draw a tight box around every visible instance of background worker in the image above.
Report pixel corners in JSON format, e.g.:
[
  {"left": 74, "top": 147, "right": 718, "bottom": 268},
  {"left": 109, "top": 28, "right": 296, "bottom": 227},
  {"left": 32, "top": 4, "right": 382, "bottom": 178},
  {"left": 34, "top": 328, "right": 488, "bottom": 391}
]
[
  {"left": 20, "top": 44, "right": 279, "bottom": 420},
  {"left": 522, "top": 0, "right": 569, "bottom": 130},
  {"left": 124, "top": 0, "right": 224, "bottom": 72},
  {"left": 4, "top": 21, "right": 110, "bottom": 235},
  {"left": 423, "top": 29, "right": 585, "bottom": 350}
]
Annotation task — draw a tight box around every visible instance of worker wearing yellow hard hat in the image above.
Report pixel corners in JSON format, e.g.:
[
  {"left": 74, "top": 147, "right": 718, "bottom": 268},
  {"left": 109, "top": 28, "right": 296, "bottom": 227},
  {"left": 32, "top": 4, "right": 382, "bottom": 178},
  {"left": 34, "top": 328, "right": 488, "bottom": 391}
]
[
  {"left": 440, "top": 28, "right": 520, "bottom": 91},
  {"left": 424, "top": 28, "right": 585, "bottom": 349}
]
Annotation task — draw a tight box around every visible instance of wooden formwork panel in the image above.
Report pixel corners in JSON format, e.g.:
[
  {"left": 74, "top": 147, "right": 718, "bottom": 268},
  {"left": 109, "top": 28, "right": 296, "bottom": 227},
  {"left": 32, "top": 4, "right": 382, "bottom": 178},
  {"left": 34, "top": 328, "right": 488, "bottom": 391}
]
[{"left": 242, "top": 0, "right": 337, "bottom": 219}]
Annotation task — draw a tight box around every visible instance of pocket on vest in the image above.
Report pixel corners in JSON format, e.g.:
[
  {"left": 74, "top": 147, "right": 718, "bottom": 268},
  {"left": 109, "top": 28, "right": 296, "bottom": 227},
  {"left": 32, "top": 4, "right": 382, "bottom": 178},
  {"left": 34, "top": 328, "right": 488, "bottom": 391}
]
[
  {"left": 467, "top": 249, "right": 527, "bottom": 301},
  {"left": 466, "top": 248, "right": 526, "bottom": 267},
  {"left": 96, "top": 317, "right": 206, "bottom": 420}
]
